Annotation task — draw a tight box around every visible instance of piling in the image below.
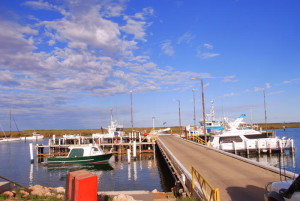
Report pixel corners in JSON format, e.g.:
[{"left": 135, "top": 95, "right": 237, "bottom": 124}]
[
  {"left": 29, "top": 143, "right": 34, "bottom": 164},
  {"left": 52, "top": 135, "right": 56, "bottom": 145},
  {"left": 133, "top": 141, "right": 137, "bottom": 159},
  {"left": 127, "top": 149, "right": 131, "bottom": 163}
]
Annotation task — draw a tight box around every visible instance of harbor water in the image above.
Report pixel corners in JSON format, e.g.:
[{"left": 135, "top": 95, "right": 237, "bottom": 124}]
[
  {"left": 0, "top": 139, "right": 174, "bottom": 191},
  {"left": 247, "top": 128, "right": 300, "bottom": 174},
  {"left": 0, "top": 128, "right": 299, "bottom": 191}
]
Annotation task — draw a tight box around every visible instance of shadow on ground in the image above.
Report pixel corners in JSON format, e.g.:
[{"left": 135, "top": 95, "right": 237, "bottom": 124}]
[{"left": 227, "top": 185, "right": 265, "bottom": 201}]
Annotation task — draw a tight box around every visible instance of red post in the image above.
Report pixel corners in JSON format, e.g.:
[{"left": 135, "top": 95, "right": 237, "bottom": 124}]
[
  {"left": 74, "top": 174, "right": 98, "bottom": 201},
  {"left": 66, "top": 170, "right": 98, "bottom": 201}
]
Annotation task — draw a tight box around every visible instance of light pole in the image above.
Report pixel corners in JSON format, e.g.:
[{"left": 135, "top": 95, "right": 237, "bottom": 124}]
[
  {"left": 177, "top": 100, "right": 182, "bottom": 137},
  {"left": 192, "top": 89, "right": 196, "bottom": 132},
  {"left": 263, "top": 89, "right": 267, "bottom": 130},
  {"left": 130, "top": 90, "right": 134, "bottom": 134},
  {"left": 191, "top": 78, "right": 207, "bottom": 142},
  {"left": 152, "top": 117, "right": 155, "bottom": 130}
]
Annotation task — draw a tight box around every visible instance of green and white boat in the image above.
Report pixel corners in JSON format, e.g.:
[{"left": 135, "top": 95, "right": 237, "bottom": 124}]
[{"left": 46, "top": 144, "right": 112, "bottom": 165}]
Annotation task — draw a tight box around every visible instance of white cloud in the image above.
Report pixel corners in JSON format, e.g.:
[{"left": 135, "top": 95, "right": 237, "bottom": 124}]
[
  {"left": 197, "top": 52, "right": 220, "bottom": 59},
  {"left": 223, "top": 75, "right": 238, "bottom": 82},
  {"left": 269, "top": 90, "right": 284, "bottom": 95},
  {"left": 224, "top": 93, "right": 237, "bottom": 97},
  {"left": 254, "top": 87, "right": 264, "bottom": 92},
  {"left": 161, "top": 40, "right": 174, "bottom": 56},
  {"left": 177, "top": 32, "right": 194, "bottom": 44},
  {"left": 196, "top": 43, "right": 220, "bottom": 59},
  {"left": 121, "top": 7, "right": 153, "bottom": 41},
  {"left": 265, "top": 83, "right": 271, "bottom": 89},
  {"left": 282, "top": 78, "right": 300, "bottom": 84},
  {"left": 203, "top": 43, "right": 213, "bottom": 49}
]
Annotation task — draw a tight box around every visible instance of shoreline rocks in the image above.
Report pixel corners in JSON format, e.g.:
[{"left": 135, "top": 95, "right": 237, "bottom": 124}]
[{"left": 0, "top": 185, "right": 65, "bottom": 200}]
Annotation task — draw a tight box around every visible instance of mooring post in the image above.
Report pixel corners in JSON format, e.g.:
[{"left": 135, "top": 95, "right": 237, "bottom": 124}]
[
  {"left": 256, "top": 140, "right": 260, "bottom": 156},
  {"left": 127, "top": 149, "right": 131, "bottom": 163},
  {"left": 245, "top": 141, "right": 249, "bottom": 156},
  {"left": 52, "top": 135, "right": 56, "bottom": 145},
  {"left": 291, "top": 139, "right": 294, "bottom": 154},
  {"left": 233, "top": 141, "right": 237, "bottom": 155},
  {"left": 133, "top": 141, "right": 137, "bottom": 159},
  {"left": 29, "top": 143, "right": 34, "bottom": 164}
]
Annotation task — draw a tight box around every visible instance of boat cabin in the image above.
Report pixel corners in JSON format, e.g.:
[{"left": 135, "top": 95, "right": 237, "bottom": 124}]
[{"left": 67, "top": 145, "right": 104, "bottom": 158}]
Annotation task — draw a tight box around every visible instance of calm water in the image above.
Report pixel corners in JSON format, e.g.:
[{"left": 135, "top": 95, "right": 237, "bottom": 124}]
[
  {"left": 0, "top": 139, "right": 173, "bottom": 191},
  {"left": 0, "top": 128, "right": 299, "bottom": 190},
  {"left": 247, "top": 128, "right": 300, "bottom": 174}
]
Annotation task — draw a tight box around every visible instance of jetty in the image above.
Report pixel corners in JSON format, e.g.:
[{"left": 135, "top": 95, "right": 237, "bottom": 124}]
[
  {"left": 35, "top": 133, "right": 157, "bottom": 161},
  {"left": 156, "top": 135, "right": 296, "bottom": 201}
]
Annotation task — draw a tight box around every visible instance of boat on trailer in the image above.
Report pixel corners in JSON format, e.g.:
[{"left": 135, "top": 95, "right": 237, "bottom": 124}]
[{"left": 45, "top": 144, "right": 113, "bottom": 165}]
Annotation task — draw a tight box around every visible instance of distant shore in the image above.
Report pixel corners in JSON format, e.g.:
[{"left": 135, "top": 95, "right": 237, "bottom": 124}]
[{"left": 1, "top": 122, "right": 299, "bottom": 138}]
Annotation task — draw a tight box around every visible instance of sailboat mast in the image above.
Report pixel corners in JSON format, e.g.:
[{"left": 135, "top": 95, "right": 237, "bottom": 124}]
[{"left": 10, "top": 109, "right": 11, "bottom": 137}]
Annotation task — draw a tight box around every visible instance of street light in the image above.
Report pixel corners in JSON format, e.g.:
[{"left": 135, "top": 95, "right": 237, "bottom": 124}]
[
  {"left": 177, "top": 100, "right": 182, "bottom": 137},
  {"left": 190, "top": 78, "right": 207, "bottom": 142},
  {"left": 263, "top": 89, "right": 267, "bottom": 130},
  {"left": 129, "top": 90, "right": 134, "bottom": 134},
  {"left": 152, "top": 117, "right": 155, "bottom": 130},
  {"left": 192, "top": 89, "right": 196, "bottom": 132}
]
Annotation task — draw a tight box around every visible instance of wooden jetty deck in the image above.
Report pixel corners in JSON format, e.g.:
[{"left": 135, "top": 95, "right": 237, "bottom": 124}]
[{"left": 157, "top": 135, "right": 295, "bottom": 201}]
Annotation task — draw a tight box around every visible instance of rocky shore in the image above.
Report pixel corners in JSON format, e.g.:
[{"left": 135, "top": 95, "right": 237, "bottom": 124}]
[{"left": 0, "top": 185, "right": 65, "bottom": 200}]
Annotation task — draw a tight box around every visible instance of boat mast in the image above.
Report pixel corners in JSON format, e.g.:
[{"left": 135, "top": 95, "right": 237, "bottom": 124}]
[
  {"left": 110, "top": 108, "right": 113, "bottom": 123},
  {"left": 210, "top": 100, "right": 215, "bottom": 121},
  {"left": 10, "top": 109, "right": 11, "bottom": 138}
]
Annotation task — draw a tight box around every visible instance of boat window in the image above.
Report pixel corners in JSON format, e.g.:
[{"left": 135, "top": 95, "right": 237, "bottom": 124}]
[
  {"left": 245, "top": 133, "right": 269, "bottom": 139},
  {"left": 92, "top": 147, "right": 99, "bottom": 152},
  {"left": 116, "top": 128, "right": 124, "bottom": 131},
  {"left": 220, "top": 136, "right": 243, "bottom": 143},
  {"left": 68, "top": 148, "right": 84, "bottom": 157}
]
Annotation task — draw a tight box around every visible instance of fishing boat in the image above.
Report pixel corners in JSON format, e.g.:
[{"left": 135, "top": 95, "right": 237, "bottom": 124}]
[
  {"left": 20, "top": 132, "right": 44, "bottom": 140},
  {"left": 92, "top": 109, "right": 125, "bottom": 142},
  {"left": 45, "top": 144, "right": 113, "bottom": 165},
  {"left": 186, "top": 100, "right": 224, "bottom": 135}
]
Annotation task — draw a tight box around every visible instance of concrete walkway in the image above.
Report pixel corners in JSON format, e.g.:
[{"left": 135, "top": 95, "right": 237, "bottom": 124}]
[
  {"left": 158, "top": 135, "right": 284, "bottom": 201},
  {"left": 98, "top": 190, "right": 176, "bottom": 201}
]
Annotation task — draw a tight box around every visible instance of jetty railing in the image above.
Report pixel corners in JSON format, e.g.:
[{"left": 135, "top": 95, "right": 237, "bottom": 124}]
[
  {"left": 187, "top": 134, "right": 207, "bottom": 145},
  {"left": 191, "top": 167, "right": 220, "bottom": 201}
]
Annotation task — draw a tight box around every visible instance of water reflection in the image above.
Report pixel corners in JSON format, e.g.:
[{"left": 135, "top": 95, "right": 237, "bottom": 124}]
[{"left": 248, "top": 153, "right": 297, "bottom": 173}]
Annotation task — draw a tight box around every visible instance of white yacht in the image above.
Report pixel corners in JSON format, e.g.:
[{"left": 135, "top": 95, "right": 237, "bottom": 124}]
[{"left": 209, "top": 114, "right": 294, "bottom": 154}]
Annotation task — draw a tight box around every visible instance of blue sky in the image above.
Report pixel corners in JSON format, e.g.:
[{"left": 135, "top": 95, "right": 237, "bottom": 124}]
[{"left": 0, "top": 0, "right": 299, "bottom": 131}]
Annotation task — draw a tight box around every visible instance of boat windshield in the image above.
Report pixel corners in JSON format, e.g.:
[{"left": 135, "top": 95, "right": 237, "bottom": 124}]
[
  {"left": 68, "top": 148, "right": 84, "bottom": 157},
  {"left": 220, "top": 136, "right": 243, "bottom": 143}
]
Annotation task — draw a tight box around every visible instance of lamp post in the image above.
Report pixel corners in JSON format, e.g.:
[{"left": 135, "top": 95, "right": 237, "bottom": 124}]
[
  {"left": 152, "top": 117, "right": 155, "bottom": 130},
  {"left": 191, "top": 78, "right": 207, "bottom": 142},
  {"left": 192, "top": 89, "right": 196, "bottom": 132},
  {"left": 130, "top": 90, "right": 134, "bottom": 134},
  {"left": 177, "top": 100, "right": 182, "bottom": 137},
  {"left": 263, "top": 89, "right": 267, "bottom": 130}
]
